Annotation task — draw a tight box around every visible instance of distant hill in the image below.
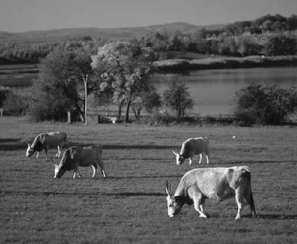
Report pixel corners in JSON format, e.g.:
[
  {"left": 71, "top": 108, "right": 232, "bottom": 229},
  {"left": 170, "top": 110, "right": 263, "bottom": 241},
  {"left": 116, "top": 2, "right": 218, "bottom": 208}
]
[
  {"left": 0, "top": 22, "right": 217, "bottom": 43},
  {"left": 0, "top": 14, "right": 296, "bottom": 65}
]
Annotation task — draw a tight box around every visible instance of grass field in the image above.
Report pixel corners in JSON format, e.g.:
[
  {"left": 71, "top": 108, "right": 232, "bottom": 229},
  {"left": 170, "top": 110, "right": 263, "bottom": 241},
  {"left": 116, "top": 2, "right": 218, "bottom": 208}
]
[{"left": 1, "top": 117, "right": 297, "bottom": 243}]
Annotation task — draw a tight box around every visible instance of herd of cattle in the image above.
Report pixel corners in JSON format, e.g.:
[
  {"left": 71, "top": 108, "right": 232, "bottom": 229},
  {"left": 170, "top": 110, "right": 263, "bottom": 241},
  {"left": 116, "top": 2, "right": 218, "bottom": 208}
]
[{"left": 25, "top": 131, "right": 257, "bottom": 220}]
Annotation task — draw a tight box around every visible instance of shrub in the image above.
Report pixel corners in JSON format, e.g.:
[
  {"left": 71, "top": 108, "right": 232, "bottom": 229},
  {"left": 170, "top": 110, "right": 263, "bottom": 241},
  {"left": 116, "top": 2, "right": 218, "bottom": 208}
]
[
  {"left": 163, "top": 81, "right": 194, "bottom": 120},
  {"left": 149, "top": 110, "right": 176, "bottom": 125},
  {"left": 143, "top": 90, "right": 162, "bottom": 113},
  {"left": 235, "top": 83, "right": 297, "bottom": 125},
  {"left": 0, "top": 87, "right": 11, "bottom": 107}
]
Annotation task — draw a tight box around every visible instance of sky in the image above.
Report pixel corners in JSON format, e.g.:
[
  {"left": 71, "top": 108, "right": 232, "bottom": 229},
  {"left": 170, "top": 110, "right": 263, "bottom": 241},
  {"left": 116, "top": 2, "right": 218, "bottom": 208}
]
[{"left": 0, "top": 0, "right": 297, "bottom": 32}]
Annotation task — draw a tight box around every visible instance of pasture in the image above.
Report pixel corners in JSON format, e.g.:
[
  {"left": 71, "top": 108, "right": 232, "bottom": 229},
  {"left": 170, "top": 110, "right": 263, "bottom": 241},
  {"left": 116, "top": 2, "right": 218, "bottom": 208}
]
[{"left": 1, "top": 117, "right": 297, "bottom": 243}]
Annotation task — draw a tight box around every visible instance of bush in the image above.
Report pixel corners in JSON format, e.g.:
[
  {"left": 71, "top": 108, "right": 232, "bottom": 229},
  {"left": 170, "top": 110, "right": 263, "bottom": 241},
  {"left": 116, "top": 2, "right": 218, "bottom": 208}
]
[
  {"left": 148, "top": 110, "right": 176, "bottom": 125},
  {"left": 235, "top": 83, "right": 297, "bottom": 125},
  {"left": 3, "top": 92, "right": 29, "bottom": 115},
  {"left": 163, "top": 81, "right": 194, "bottom": 120},
  {"left": 0, "top": 87, "right": 11, "bottom": 107},
  {"left": 143, "top": 90, "right": 162, "bottom": 113}
]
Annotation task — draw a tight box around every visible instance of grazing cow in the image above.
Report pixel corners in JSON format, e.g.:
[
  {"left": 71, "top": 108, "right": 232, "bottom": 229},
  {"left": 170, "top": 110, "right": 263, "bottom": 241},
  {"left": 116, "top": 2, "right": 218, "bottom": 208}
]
[
  {"left": 165, "top": 166, "right": 256, "bottom": 220},
  {"left": 26, "top": 132, "right": 67, "bottom": 160},
  {"left": 54, "top": 145, "right": 106, "bottom": 179},
  {"left": 173, "top": 137, "right": 209, "bottom": 165}
]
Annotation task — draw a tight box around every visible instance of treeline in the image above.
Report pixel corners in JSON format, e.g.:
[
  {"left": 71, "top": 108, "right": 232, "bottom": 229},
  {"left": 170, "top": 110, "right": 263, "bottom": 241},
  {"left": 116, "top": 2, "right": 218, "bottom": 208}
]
[
  {"left": 140, "top": 15, "right": 297, "bottom": 57},
  {"left": 0, "top": 14, "right": 297, "bottom": 64},
  {"left": 0, "top": 38, "right": 103, "bottom": 65}
]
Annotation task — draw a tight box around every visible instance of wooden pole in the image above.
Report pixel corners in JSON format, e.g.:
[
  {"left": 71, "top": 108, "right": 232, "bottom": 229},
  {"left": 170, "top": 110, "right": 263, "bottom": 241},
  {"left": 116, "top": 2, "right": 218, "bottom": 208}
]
[
  {"left": 67, "top": 111, "right": 71, "bottom": 123},
  {"left": 83, "top": 74, "right": 88, "bottom": 125}
]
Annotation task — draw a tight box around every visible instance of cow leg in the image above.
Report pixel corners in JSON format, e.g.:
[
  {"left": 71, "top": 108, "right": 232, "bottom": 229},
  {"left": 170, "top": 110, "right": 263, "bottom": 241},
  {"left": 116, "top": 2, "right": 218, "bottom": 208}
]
[
  {"left": 73, "top": 168, "right": 81, "bottom": 179},
  {"left": 194, "top": 197, "right": 207, "bottom": 218},
  {"left": 91, "top": 165, "right": 97, "bottom": 178},
  {"left": 189, "top": 158, "right": 193, "bottom": 165},
  {"left": 199, "top": 197, "right": 207, "bottom": 216},
  {"left": 98, "top": 161, "right": 106, "bottom": 178},
  {"left": 36, "top": 152, "right": 39, "bottom": 159},
  {"left": 247, "top": 190, "right": 257, "bottom": 217},
  {"left": 198, "top": 154, "right": 202, "bottom": 164},
  {"left": 188, "top": 187, "right": 207, "bottom": 218},
  {"left": 55, "top": 145, "right": 61, "bottom": 158},
  {"left": 235, "top": 188, "right": 244, "bottom": 220},
  {"left": 205, "top": 154, "right": 209, "bottom": 164},
  {"left": 44, "top": 147, "right": 48, "bottom": 161}
]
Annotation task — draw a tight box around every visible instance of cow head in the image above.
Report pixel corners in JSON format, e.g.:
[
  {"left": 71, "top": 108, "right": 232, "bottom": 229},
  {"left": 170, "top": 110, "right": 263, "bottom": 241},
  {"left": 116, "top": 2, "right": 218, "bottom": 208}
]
[
  {"left": 165, "top": 181, "right": 182, "bottom": 217},
  {"left": 26, "top": 143, "right": 35, "bottom": 157},
  {"left": 172, "top": 151, "right": 185, "bottom": 165},
  {"left": 53, "top": 150, "right": 71, "bottom": 178}
]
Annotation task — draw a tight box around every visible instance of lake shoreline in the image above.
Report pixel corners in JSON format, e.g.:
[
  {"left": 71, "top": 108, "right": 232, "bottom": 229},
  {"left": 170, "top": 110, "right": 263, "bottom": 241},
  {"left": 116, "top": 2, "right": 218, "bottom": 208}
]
[{"left": 153, "top": 55, "right": 297, "bottom": 73}]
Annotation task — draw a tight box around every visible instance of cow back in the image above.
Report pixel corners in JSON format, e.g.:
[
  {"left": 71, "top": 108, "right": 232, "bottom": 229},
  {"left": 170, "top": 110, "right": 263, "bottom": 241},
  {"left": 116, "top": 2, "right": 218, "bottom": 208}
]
[
  {"left": 44, "top": 132, "right": 66, "bottom": 147},
  {"left": 72, "top": 146, "right": 102, "bottom": 167},
  {"left": 175, "top": 167, "right": 234, "bottom": 200},
  {"left": 181, "top": 137, "right": 208, "bottom": 157}
]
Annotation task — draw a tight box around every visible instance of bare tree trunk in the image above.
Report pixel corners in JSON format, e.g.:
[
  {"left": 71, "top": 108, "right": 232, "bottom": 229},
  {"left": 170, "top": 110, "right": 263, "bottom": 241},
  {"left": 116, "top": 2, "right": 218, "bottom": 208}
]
[
  {"left": 82, "top": 74, "right": 88, "bottom": 125},
  {"left": 117, "top": 101, "right": 123, "bottom": 121},
  {"left": 125, "top": 99, "right": 132, "bottom": 123}
]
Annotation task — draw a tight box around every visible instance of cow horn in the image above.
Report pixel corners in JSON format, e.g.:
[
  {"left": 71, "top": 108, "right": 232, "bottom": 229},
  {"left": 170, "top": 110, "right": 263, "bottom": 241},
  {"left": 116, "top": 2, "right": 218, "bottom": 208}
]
[
  {"left": 165, "top": 180, "right": 171, "bottom": 196},
  {"left": 172, "top": 151, "right": 178, "bottom": 156}
]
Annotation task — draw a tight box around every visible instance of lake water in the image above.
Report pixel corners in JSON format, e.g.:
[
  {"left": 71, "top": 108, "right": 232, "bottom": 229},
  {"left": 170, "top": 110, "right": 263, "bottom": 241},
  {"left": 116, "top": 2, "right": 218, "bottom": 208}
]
[{"left": 152, "top": 67, "right": 297, "bottom": 116}]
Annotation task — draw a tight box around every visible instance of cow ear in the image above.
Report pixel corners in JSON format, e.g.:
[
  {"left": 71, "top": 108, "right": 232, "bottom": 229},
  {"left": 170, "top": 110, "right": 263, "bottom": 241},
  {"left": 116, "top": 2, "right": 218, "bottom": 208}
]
[
  {"left": 172, "top": 151, "right": 178, "bottom": 157},
  {"left": 165, "top": 181, "right": 171, "bottom": 196}
]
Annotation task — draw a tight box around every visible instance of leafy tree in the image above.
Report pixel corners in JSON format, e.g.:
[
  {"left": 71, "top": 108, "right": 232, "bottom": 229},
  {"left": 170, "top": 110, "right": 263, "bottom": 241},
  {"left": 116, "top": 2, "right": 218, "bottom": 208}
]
[
  {"left": 3, "top": 92, "right": 29, "bottom": 115},
  {"left": 30, "top": 46, "right": 92, "bottom": 121},
  {"left": 91, "top": 40, "right": 156, "bottom": 122},
  {"left": 142, "top": 89, "right": 162, "bottom": 113},
  {"left": 235, "top": 83, "right": 297, "bottom": 125},
  {"left": 264, "top": 34, "right": 297, "bottom": 56},
  {"left": 0, "top": 87, "right": 11, "bottom": 107},
  {"left": 163, "top": 81, "right": 194, "bottom": 120},
  {"left": 237, "top": 36, "right": 262, "bottom": 56}
]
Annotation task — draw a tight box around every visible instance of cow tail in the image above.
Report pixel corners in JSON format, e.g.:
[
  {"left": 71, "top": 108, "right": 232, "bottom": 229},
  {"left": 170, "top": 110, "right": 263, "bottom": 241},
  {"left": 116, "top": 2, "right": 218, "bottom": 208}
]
[{"left": 242, "top": 170, "right": 256, "bottom": 217}]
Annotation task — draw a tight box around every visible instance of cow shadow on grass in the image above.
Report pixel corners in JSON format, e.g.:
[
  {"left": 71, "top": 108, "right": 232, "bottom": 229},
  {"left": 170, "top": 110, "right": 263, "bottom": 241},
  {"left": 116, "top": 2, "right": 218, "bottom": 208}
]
[
  {"left": 0, "top": 138, "right": 20, "bottom": 142},
  {"left": 106, "top": 175, "right": 182, "bottom": 180},
  {"left": 255, "top": 213, "right": 297, "bottom": 220},
  {"left": 1, "top": 190, "right": 165, "bottom": 197}
]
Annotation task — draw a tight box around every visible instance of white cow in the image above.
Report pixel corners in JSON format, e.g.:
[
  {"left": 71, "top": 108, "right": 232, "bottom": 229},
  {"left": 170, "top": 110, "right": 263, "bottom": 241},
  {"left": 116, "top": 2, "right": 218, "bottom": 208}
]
[
  {"left": 173, "top": 137, "right": 209, "bottom": 165},
  {"left": 54, "top": 145, "right": 106, "bottom": 179},
  {"left": 26, "top": 132, "right": 67, "bottom": 160},
  {"left": 165, "top": 166, "right": 256, "bottom": 220}
]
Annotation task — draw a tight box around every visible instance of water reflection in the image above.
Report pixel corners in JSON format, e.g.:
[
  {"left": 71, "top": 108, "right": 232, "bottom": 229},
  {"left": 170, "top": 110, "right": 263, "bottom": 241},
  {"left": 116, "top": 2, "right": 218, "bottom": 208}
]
[{"left": 152, "top": 67, "right": 297, "bottom": 115}]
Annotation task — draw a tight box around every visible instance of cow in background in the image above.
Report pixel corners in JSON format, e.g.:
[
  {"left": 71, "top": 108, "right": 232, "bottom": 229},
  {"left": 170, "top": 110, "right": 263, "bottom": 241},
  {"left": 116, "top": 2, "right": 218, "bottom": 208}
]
[
  {"left": 26, "top": 131, "right": 67, "bottom": 160},
  {"left": 54, "top": 145, "right": 106, "bottom": 179},
  {"left": 173, "top": 137, "right": 209, "bottom": 165}
]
